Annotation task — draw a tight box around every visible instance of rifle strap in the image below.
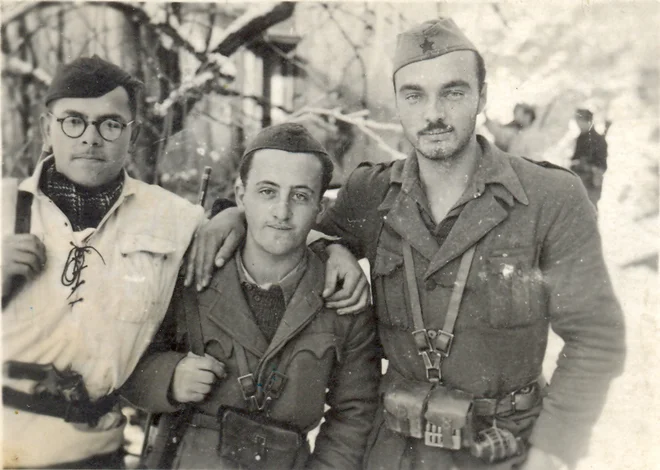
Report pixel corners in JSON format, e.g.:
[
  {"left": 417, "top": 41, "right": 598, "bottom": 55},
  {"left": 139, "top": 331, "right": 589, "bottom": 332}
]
[{"left": 181, "top": 285, "right": 205, "bottom": 356}]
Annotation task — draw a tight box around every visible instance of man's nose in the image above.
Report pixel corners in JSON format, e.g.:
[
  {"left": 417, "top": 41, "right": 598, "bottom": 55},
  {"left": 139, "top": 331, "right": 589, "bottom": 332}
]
[
  {"left": 272, "top": 198, "right": 291, "bottom": 220},
  {"left": 81, "top": 123, "right": 103, "bottom": 146},
  {"left": 424, "top": 96, "right": 446, "bottom": 122}
]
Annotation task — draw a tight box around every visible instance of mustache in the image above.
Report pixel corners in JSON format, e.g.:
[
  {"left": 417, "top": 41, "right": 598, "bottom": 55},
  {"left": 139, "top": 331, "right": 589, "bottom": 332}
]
[{"left": 418, "top": 121, "right": 453, "bottom": 135}]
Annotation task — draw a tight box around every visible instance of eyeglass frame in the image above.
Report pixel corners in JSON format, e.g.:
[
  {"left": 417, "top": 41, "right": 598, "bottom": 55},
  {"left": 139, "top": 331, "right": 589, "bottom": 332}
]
[{"left": 48, "top": 112, "right": 136, "bottom": 142}]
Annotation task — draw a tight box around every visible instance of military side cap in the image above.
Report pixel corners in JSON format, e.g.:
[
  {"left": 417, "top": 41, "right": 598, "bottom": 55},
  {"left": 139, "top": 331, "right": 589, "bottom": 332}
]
[
  {"left": 393, "top": 18, "right": 478, "bottom": 76},
  {"left": 44, "top": 55, "right": 141, "bottom": 107},
  {"left": 575, "top": 108, "right": 593, "bottom": 120},
  {"left": 242, "top": 123, "right": 331, "bottom": 159}
]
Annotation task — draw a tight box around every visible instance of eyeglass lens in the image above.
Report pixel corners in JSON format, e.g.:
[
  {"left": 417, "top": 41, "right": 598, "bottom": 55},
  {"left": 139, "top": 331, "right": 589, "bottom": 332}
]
[{"left": 61, "top": 116, "right": 126, "bottom": 141}]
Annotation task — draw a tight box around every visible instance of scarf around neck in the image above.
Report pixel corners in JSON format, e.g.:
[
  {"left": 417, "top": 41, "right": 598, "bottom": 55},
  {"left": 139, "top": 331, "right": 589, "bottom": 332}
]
[{"left": 40, "top": 159, "right": 124, "bottom": 231}]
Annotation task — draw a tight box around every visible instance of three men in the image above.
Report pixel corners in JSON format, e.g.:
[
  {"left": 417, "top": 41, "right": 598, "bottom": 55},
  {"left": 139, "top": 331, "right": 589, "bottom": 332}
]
[
  {"left": 570, "top": 108, "right": 609, "bottom": 207},
  {"left": 1, "top": 56, "right": 205, "bottom": 468},
  {"left": 122, "top": 123, "right": 379, "bottom": 469},
  {"left": 198, "top": 18, "right": 626, "bottom": 470}
]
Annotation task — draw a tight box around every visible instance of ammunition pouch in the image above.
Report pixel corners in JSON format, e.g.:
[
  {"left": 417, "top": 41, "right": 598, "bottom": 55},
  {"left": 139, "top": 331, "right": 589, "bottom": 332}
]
[
  {"left": 424, "top": 386, "right": 473, "bottom": 450},
  {"left": 382, "top": 378, "right": 472, "bottom": 450},
  {"left": 217, "top": 407, "right": 303, "bottom": 470}
]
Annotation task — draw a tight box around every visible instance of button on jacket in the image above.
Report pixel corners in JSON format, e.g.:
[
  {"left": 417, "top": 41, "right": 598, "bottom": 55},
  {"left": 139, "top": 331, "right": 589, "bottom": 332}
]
[
  {"left": 2, "top": 156, "right": 204, "bottom": 467},
  {"left": 317, "top": 136, "right": 625, "bottom": 467},
  {"left": 122, "top": 249, "right": 380, "bottom": 470}
]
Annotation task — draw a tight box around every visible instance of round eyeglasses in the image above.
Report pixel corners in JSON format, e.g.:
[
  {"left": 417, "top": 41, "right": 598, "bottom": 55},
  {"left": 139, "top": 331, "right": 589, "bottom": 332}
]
[{"left": 50, "top": 113, "right": 135, "bottom": 142}]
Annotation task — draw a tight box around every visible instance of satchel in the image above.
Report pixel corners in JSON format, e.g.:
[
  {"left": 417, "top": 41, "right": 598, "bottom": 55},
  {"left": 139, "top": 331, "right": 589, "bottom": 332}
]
[{"left": 218, "top": 406, "right": 303, "bottom": 470}]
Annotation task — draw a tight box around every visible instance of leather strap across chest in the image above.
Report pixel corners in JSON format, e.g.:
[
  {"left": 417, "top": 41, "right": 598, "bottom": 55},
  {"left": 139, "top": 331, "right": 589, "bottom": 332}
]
[
  {"left": 234, "top": 339, "right": 296, "bottom": 413},
  {"left": 402, "top": 240, "right": 476, "bottom": 383}
]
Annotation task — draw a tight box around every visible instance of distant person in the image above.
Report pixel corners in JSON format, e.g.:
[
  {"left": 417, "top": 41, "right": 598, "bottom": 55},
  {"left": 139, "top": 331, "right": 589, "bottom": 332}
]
[
  {"left": 484, "top": 103, "right": 535, "bottom": 152},
  {"left": 570, "top": 108, "right": 608, "bottom": 207},
  {"left": 508, "top": 105, "right": 538, "bottom": 158}
]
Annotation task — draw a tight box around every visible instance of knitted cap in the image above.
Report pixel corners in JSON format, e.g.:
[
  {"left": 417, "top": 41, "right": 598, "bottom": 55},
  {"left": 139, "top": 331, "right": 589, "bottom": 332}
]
[
  {"left": 242, "top": 122, "right": 331, "bottom": 159},
  {"left": 393, "top": 18, "right": 478, "bottom": 76},
  {"left": 44, "top": 55, "right": 141, "bottom": 107}
]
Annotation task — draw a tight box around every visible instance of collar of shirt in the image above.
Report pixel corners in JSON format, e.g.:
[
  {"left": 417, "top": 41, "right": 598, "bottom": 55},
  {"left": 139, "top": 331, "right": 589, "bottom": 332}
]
[
  {"left": 389, "top": 134, "right": 529, "bottom": 224},
  {"left": 236, "top": 248, "right": 308, "bottom": 305}
]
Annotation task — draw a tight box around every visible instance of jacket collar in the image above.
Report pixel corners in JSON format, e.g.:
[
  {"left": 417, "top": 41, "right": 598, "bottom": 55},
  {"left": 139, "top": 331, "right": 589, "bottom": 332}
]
[
  {"left": 200, "top": 248, "right": 325, "bottom": 359},
  {"left": 377, "top": 135, "right": 528, "bottom": 275}
]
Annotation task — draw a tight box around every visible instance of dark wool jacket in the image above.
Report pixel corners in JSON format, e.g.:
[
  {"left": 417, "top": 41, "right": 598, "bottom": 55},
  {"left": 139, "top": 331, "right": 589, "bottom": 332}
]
[
  {"left": 122, "top": 250, "right": 379, "bottom": 470},
  {"left": 317, "top": 136, "right": 625, "bottom": 467}
]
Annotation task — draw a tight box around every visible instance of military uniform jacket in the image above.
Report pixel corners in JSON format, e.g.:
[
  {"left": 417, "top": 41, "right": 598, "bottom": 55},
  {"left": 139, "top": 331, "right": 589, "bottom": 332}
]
[
  {"left": 122, "top": 249, "right": 379, "bottom": 470},
  {"left": 317, "top": 136, "right": 625, "bottom": 466}
]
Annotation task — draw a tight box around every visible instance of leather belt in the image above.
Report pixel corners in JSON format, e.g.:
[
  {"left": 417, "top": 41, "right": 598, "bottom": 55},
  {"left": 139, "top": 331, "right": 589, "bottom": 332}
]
[
  {"left": 2, "top": 386, "right": 118, "bottom": 426},
  {"left": 473, "top": 383, "right": 541, "bottom": 416}
]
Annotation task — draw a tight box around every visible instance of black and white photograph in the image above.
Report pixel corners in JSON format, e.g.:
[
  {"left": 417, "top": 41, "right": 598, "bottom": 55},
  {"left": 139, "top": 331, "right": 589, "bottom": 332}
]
[{"left": 1, "top": 1, "right": 657, "bottom": 469}]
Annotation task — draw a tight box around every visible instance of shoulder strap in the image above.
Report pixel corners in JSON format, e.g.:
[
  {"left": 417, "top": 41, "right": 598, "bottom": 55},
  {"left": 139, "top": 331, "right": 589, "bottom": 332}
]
[
  {"left": 401, "top": 241, "right": 476, "bottom": 383},
  {"left": 180, "top": 285, "right": 204, "bottom": 356},
  {"left": 15, "top": 191, "right": 33, "bottom": 234}
]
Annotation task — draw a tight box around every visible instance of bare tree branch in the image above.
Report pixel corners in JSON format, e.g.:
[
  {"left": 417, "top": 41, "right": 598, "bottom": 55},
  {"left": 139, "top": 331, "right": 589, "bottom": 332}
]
[{"left": 293, "top": 106, "right": 406, "bottom": 160}]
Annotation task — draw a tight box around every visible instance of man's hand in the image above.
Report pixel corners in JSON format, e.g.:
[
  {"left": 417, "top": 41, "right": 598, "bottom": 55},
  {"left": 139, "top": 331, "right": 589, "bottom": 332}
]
[
  {"left": 516, "top": 447, "right": 568, "bottom": 470},
  {"left": 184, "top": 207, "right": 246, "bottom": 291},
  {"left": 171, "top": 352, "right": 227, "bottom": 404},
  {"left": 322, "top": 244, "right": 370, "bottom": 315},
  {"left": 2, "top": 234, "right": 46, "bottom": 294}
]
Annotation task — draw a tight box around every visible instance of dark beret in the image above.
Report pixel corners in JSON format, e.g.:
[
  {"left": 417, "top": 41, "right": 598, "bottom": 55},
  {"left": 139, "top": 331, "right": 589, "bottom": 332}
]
[
  {"left": 242, "top": 123, "right": 331, "bottom": 159},
  {"left": 393, "top": 18, "right": 478, "bottom": 77},
  {"left": 44, "top": 55, "right": 141, "bottom": 107}
]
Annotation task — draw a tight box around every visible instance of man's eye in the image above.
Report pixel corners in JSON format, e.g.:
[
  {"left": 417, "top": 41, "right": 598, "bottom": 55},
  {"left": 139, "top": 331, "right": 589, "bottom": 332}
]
[
  {"left": 445, "top": 90, "right": 465, "bottom": 100},
  {"left": 259, "top": 188, "right": 276, "bottom": 197},
  {"left": 104, "top": 120, "right": 123, "bottom": 130},
  {"left": 292, "top": 193, "right": 309, "bottom": 202},
  {"left": 405, "top": 93, "right": 421, "bottom": 104},
  {"left": 66, "top": 117, "right": 85, "bottom": 126}
]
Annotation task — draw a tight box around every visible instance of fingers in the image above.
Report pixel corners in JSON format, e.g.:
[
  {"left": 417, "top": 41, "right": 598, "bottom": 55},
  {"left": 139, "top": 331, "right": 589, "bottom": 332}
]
[
  {"left": 337, "top": 280, "right": 371, "bottom": 315},
  {"left": 215, "top": 229, "right": 241, "bottom": 269},
  {"left": 327, "top": 275, "right": 370, "bottom": 311},
  {"left": 200, "top": 354, "right": 227, "bottom": 379},
  {"left": 322, "top": 262, "right": 339, "bottom": 298},
  {"left": 173, "top": 353, "right": 227, "bottom": 403},
  {"left": 326, "top": 265, "right": 362, "bottom": 302},
  {"left": 195, "top": 228, "right": 212, "bottom": 291}
]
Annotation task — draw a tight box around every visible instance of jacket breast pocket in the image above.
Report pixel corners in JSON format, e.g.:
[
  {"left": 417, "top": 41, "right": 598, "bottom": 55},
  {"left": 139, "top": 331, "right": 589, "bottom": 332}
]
[
  {"left": 372, "top": 246, "right": 410, "bottom": 330},
  {"left": 116, "top": 233, "right": 176, "bottom": 323},
  {"left": 487, "top": 247, "right": 544, "bottom": 328},
  {"left": 284, "top": 333, "right": 340, "bottom": 419}
]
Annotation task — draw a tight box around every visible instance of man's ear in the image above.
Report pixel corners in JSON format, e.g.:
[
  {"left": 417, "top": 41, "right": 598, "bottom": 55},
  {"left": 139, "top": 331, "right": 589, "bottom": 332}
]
[
  {"left": 235, "top": 181, "right": 246, "bottom": 211},
  {"left": 39, "top": 113, "right": 53, "bottom": 150},
  {"left": 129, "top": 122, "right": 141, "bottom": 145},
  {"left": 316, "top": 196, "right": 329, "bottom": 224},
  {"left": 477, "top": 82, "right": 488, "bottom": 115}
]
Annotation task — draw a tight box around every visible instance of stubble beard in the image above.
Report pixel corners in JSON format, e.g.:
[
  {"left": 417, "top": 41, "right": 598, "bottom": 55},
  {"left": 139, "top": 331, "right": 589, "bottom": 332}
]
[{"left": 415, "top": 117, "right": 476, "bottom": 164}]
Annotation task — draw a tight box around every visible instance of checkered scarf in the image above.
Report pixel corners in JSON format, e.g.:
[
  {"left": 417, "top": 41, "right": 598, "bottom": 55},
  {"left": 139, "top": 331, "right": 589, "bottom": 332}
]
[{"left": 40, "top": 159, "right": 124, "bottom": 231}]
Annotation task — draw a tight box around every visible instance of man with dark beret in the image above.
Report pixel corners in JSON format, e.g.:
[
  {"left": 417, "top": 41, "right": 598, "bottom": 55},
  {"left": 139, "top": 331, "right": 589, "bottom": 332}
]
[
  {"left": 1, "top": 55, "right": 209, "bottom": 468},
  {"left": 121, "top": 123, "right": 379, "bottom": 469},
  {"left": 570, "top": 108, "right": 609, "bottom": 207},
  {"left": 198, "top": 18, "right": 625, "bottom": 470}
]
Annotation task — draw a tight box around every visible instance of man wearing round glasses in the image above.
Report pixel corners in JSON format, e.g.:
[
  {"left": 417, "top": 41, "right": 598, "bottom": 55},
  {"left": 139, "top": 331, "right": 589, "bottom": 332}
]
[{"left": 1, "top": 56, "right": 208, "bottom": 468}]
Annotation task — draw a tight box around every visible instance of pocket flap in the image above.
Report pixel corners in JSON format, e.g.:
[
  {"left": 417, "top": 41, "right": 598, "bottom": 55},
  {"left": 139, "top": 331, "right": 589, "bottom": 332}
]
[
  {"left": 119, "top": 233, "right": 176, "bottom": 255},
  {"left": 373, "top": 246, "right": 403, "bottom": 277},
  {"left": 291, "top": 332, "right": 341, "bottom": 361}
]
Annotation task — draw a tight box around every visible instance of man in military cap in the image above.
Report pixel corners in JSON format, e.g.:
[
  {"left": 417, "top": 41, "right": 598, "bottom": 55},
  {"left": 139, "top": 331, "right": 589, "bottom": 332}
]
[
  {"left": 570, "top": 108, "right": 609, "bottom": 207},
  {"left": 195, "top": 18, "right": 625, "bottom": 470},
  {"left": 0, "top": 55, "right": 210, "bottom": 468},
  {"left": 122, "top": 123, "right": 379, "bottom": 469}
]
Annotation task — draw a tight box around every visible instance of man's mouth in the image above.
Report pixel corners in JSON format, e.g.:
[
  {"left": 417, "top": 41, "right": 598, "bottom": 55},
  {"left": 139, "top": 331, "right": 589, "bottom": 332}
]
[
  {"left": 268, "top": 224, "right": 293, "bottom": 231},
  {"left": 419, "top": 127, "right": 453, "bottom": 136},
  {"left": 74, "top": 154, "right": 106, "bottom": 161}
]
